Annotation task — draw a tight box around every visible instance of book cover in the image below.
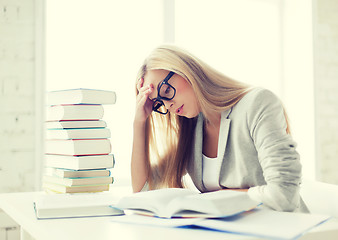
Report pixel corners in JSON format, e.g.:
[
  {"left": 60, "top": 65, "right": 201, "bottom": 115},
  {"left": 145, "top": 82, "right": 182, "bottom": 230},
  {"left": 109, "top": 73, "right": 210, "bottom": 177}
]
[
  {"left": 44, "top": 154, "right": 115, "bottom": 170},
  {"left": 46, "top": 128, "right": 111, "bottom": 140},
  {"left": 34, "top": 192, "right": 123, "bottom": 219},
  {"left": 46, "top": 104, "right": 104, "bottom": 121},
  {"left": 47, "top": 88, "right": 116, "bottom": 106},
  {"left": 45, "top": 120, "right": 107, "bottom": 129},
  {"left": 45, "top": 139, "right": 111, "bottom": 156},
  {"left": 43, "top": 175, "right": 114, "bottom": 186}
]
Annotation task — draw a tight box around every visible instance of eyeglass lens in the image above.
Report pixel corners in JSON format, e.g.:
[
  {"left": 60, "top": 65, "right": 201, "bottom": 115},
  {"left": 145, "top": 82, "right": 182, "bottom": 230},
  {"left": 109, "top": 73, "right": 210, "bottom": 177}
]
[{"left": 159, "top": 84, "right": 175, "bottom": 99}]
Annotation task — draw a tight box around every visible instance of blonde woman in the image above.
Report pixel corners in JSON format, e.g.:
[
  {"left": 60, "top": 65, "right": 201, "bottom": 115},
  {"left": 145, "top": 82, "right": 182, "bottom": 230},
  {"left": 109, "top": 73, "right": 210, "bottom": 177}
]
[{"left": 132, "top": 45, "right": 308, "bottom": 212}]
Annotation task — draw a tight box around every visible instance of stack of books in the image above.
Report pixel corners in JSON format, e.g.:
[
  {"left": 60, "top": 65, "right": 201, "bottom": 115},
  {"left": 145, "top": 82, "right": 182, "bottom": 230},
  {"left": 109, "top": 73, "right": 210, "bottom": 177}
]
[{"left": 43, "top": 88, "right": 117, "bottom": 194}]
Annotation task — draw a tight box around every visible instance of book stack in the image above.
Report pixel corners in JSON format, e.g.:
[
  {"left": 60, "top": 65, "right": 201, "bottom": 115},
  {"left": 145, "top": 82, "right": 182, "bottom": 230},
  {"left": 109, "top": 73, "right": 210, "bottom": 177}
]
[{"left": 43, "top": 88, "right": 117, "bottom": 194}]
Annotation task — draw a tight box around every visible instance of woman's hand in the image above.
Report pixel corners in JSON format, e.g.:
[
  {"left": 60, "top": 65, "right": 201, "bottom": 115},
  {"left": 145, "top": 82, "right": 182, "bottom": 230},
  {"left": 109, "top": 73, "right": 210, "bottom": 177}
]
[
  {"left": 135, "top": 78, "right": 154, "bottom": 123},
  {"left": 222, "top": 188, "right": 249, "bottom": 192}
]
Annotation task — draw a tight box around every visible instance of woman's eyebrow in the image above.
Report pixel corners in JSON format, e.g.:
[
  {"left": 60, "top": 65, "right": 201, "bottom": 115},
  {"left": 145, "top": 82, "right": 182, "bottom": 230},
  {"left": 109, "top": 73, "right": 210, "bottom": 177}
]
[{"left": 149, "top": 79, "right": 163, "bottom": 100}]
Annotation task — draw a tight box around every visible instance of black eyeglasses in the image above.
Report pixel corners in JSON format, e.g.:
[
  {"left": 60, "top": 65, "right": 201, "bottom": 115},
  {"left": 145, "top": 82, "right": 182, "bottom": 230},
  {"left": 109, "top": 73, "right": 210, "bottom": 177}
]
[{"left": 152, "top": 71, "right": 176, "bottom": 115}]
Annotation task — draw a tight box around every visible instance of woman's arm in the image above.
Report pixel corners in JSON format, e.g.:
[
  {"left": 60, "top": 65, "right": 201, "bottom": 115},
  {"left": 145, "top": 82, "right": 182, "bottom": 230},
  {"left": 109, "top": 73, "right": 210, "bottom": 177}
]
[
  {"left": 131, "top": 121, "right": 148, "bottom": 192},
  {"left": 246, "top": 89, "right": 302, "bottom": 212},
  {"left": 131, "top": 78, "right": 154, "bottom": 192}
]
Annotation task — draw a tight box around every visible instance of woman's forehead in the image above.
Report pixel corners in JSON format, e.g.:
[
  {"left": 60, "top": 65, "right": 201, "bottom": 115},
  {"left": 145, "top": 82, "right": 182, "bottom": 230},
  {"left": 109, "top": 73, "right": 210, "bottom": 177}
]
[{"left": 144, "top": 70, "right": 170, "bottom": 99}]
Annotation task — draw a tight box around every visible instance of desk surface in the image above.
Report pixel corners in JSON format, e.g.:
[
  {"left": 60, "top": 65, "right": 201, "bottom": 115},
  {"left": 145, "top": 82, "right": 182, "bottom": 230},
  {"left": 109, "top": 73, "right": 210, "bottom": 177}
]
[{"left": 1, "top": 189, "right": 338, "bottom": 240}]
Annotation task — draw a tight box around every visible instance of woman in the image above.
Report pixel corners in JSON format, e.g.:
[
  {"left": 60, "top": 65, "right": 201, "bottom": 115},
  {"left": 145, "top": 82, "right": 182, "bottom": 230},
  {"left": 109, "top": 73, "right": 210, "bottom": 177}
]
[{"left": 131, "top": 44, "right": 308, "bottom": 212}]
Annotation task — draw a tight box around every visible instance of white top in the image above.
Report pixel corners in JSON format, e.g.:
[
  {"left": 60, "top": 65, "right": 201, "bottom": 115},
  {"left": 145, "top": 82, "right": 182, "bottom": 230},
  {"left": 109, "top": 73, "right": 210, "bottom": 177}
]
[
  {"left": 202, "top": 154, "right": 222, "bottom": 191},
  {"left": 202, "top": 111, "right": 229, "bottom": 191}
]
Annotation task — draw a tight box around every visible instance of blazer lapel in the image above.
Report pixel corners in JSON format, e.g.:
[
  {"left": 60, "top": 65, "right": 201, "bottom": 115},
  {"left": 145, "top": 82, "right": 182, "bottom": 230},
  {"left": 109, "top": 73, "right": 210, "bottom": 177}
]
[
  {"left": 218, "top": 109, "right": 232, "bottom": 187},
  {"left": 189, "top": 113, "right": 205, "bottom": 192},
  {"left": 217, "top": 110, "right": 232, "bottom": 169},
  {"left": 188, "top": 109, "right": 232, "bottom": 192}
]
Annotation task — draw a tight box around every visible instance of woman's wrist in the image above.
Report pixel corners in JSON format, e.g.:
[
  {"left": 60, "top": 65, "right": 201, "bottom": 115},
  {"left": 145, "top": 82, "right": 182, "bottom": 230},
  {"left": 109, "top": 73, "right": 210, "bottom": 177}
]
[{"left": 133, "top": 119, "right": 147, "bottom": 128}]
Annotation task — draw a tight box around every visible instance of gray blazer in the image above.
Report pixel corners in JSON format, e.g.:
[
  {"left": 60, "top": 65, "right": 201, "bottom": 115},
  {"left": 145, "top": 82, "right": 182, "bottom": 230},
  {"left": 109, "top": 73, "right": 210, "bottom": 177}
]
[{"left": 187, "top": 88, "right": 308, "bottom": 212}]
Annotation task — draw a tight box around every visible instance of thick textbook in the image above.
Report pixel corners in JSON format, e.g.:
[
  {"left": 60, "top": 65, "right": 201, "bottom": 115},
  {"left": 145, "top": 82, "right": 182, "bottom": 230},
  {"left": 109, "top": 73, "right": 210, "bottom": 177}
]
[
  {"left": 46, "top": 128, "right": 111, "bottom": 140},
  {"left": 47, "top": 88, "right": 116, "bottom": 106},
  {"left": 45, "top": 154, "right": 115, "bottom": 170},
  {"left": 45, "top": 120, "right": 107, "bottom": 129},
  {"left": 43, "top": 175, "right": 114, "bottom": 186},
  {"left": 42, "top": 182, "right": 111, "bottom": 193},
  {"left": 45, "top": 167, "right": 111, "bottom": 178},
  {"left": 115, "top": 188, "right": 260, "bottom": 219},
  {"left": 45, "top": 139, "right": 111, "bottom": 155},
  {"left": 34, "top": 192, "right": 123, "bottom": 219},
  {"left": 46, "top": 104, "right": 104, "bottom": 121}
]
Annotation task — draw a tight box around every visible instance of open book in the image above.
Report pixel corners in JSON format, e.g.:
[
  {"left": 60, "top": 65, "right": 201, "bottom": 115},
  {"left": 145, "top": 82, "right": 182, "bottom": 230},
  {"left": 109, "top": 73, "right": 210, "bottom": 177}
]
[
  {"left": 114, "top": 188, "right": 260, "bottom": 219},
  {"left": 111, "top": 207, "right": 330, "bottom": 240}
]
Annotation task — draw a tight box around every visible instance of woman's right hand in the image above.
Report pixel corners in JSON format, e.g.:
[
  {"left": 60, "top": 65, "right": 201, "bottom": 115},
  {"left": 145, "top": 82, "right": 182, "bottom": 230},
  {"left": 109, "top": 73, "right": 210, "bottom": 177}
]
[{"left": 135, "top": 78, "right": 154, "bottom": 123}]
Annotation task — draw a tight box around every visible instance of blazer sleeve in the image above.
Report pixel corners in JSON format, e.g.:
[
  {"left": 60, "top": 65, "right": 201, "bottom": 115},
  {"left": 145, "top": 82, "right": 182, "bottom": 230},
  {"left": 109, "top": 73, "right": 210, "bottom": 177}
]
[{"left": 246, "top": 89, "right": 302, "bottom": 212}]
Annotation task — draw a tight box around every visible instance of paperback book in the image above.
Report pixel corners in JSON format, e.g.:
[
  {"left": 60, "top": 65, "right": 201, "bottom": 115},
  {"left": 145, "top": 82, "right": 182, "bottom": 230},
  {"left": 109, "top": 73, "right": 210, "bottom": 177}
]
[
  {"left": 43, "top": 175, "right": 114, "bottom": 186},
  {"left": 46, "top": 104, "right": 104, "bottom": 121},
  {"left": 42, "top": 182, "right": 111, "bottom": 193},
  {"left": 44, "top": 167, "right": 111, "bottom": 178},
  {"left": 46, "top": 128, "right": 111, "bottom": 140},
  {"left": 45, "top": 120, "right": 107, "bottom": 129},
  {"left": 45, "top": 139, "right": 111, "bottom": 156},
  {"left": 44, "top": 154, "right": 115, "bottom": 170},
  {"left": 47, "top": 88, "right": 116, "bottom": 106}
]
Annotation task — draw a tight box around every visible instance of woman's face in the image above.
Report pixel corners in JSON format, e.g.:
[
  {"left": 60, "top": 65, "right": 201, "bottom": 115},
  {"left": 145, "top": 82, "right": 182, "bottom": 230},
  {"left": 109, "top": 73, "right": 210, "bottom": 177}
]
[{"left": 143, "top": 69, "right": 200, "bottom": 118}]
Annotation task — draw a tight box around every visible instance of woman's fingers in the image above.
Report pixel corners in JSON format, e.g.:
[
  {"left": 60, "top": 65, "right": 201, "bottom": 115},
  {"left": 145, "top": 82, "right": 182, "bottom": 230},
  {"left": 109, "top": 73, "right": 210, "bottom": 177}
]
[
  {"left": 137, "top": 84, "right": 153, "bottom": 101},
  {"left": 136, "top": 78, "right": 144, "bottom": 91}
]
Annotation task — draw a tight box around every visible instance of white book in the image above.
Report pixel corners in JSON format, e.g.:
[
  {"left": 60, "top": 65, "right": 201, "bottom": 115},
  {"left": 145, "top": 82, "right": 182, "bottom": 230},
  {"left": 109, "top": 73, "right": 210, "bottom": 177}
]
[
  {"left": 46, "top": 104, "right": 104, "bottom": 121},
  {"left": 45, "top": 120, "right": 107, "bottom": 129},
  {"left": 45, "top": 154, "right": 115, "bottom": 170},
  {"left": 112, "top": 208, "right": 330, "bottom": 240},
  {"left": 43, "top": 175, "right": 114, "bottom": 186},
  {"left": 47, "top": 88, "right": 116, "bottom": 105},
  {"left": 34, "top": 192, "right": 123, "bottom": 219},
  {"left": 115, "top": 188, "right": 260, "bottom": 219},
  {"left": 42, "top": 182, "right": 111, "bottom": 193},
  {"left": 194, "top": 207, "right": 330, "bottom": 240},
  {"left": 46, "top": 128, "right": 111, "bottom": 140},
  {"left": 45, "top": 139, "right": 111, "bottom": 155},
  {"left": 44, "top": 167, "right": 111, "bottom": 178}
]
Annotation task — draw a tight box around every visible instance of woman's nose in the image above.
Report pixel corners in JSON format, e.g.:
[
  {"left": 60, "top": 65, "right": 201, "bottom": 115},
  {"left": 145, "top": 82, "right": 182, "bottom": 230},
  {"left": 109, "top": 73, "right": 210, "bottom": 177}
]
[{"left": 163, "top": 100, "right": 173, "bottom": 110}]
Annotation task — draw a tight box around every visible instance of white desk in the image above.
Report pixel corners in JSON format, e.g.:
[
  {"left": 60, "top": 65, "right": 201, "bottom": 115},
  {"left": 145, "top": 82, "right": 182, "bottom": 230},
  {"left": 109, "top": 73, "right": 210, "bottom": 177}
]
[{"left": 1, "top": 190, "right": 338, "bottom": 240}]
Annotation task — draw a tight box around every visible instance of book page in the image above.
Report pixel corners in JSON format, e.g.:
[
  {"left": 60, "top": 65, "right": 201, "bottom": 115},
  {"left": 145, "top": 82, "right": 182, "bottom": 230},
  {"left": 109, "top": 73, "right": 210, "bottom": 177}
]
[
  {"left": 196, "top": 207, "right": 330, "bottom": 239},
  {"left": 167, "top": 190, "right": 259, "bottom": 218},
  {"left": 115, "top": 188, "right": 197, "bottom": 217}
]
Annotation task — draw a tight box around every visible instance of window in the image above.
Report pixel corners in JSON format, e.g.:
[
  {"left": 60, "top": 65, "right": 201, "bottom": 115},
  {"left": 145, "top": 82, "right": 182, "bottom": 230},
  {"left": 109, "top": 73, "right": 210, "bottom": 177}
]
[
  {"left": 44, "top": 0, "right": 315, "bottom": 186},
  {"left": 45, "top": 0, "right": 164, "bottom": 185}
]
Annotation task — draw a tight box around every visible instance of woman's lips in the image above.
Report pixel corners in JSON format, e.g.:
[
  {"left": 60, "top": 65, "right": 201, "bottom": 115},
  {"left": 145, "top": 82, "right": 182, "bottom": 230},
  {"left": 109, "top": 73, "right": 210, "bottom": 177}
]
[{"left": 176, "top": 104, "right": 184, "bottom": 114}]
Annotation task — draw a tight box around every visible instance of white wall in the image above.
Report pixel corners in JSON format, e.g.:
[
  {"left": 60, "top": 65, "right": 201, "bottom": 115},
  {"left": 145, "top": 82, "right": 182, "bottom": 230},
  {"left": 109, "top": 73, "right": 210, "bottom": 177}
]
[
  {"left": 1, "top": 0, "right": 337, "bottom": 192},
  {"left": 282, "top": 0, "right": 315, "bottom": 180},
  {"left": 174, "top": 0, "right": 316, "bottom": 180},
  {"left": 0, "top": 0, "right": 37, "bottom": 238},
  {"left": 0, "top": 0, "right": 36, "bottom": 192},
  {"left": 45, "top": 0, "right": 165, "bottom": 185},
  {"left": 313, "top": 0, "right": 338, "bottom": 184}
]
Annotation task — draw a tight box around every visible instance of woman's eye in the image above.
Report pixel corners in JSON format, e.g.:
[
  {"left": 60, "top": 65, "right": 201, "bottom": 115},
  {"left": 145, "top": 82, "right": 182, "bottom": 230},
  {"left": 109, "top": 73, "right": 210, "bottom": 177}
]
[{"left": 164, "top": 86, "right": 171, "bottom": 94}]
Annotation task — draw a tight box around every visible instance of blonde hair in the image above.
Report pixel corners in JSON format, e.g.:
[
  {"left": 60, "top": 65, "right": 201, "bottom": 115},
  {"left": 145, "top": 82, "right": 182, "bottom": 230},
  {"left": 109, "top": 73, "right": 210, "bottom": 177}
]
[{"left": 135, "top": 45, "right": 286, "bottom": 189}]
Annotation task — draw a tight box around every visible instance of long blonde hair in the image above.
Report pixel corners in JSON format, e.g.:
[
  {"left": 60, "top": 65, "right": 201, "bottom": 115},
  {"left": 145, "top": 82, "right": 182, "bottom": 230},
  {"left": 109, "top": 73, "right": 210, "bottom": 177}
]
[{"left": 135, "top": 45, "right": 285, "bottom": 189}]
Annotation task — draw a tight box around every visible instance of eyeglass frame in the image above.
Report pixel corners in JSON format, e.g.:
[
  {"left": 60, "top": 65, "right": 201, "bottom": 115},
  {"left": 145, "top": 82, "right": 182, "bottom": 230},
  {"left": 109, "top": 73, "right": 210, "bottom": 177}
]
[{"left": 152, "top": 71, "right": 176, "bottom": 115}]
